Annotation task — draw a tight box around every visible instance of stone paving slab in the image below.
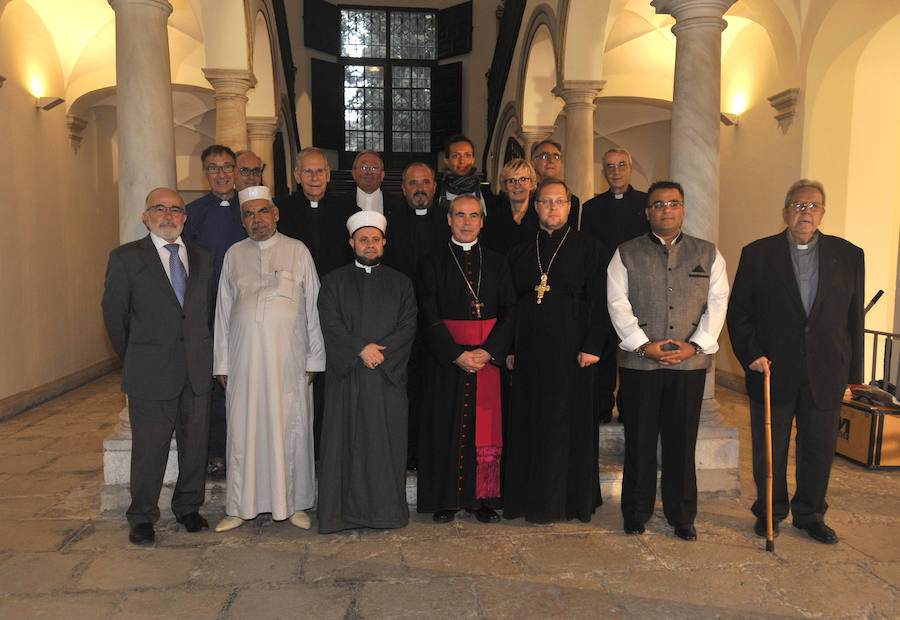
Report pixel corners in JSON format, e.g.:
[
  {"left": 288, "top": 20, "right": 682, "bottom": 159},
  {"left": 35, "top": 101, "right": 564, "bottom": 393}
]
[{"left": 0, "top": 372, "right": 897, "bottom": 618}]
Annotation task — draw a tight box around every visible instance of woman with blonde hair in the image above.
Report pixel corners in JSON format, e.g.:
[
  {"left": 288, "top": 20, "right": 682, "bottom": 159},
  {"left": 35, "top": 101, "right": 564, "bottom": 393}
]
[{"left": 483, "top": 158, "right": 539, "bottom": 255}]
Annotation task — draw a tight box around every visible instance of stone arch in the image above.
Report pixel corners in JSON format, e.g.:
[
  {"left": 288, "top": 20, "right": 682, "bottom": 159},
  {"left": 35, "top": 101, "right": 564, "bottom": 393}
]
[
  {"left": 489, "top": 101, "right": 521, "bottom": 189},
  {"left": 558, "top": 0, "right": 622, "bottom": 82},
  {"left": 516, "top": 5, "right": 561, "bottom": 126},
  {"left": 804, "top": 3, "right": 900, "bottom": 337},
  {"left": 247, "top": 11, "right": 276, "bottom": 117}
]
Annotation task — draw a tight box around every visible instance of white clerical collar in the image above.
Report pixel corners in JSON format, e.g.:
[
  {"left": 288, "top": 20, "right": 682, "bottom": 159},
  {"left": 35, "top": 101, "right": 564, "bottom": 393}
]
[
  {"left": 357, "top": 187, "right": 384, "bottom": 213},
  {"left": 788, "top": 229, "right": 818, "bottom": 251},
  {"left": 253, "top": 232, "right": 280, "bottom": 249},
  {"left": 415, "top": 208, "right": 428, "bottom": 216},
  {"left": 310, "top": 200, "right": 319, "bottom": 209},
  {"left": 614, "top": 193, "right": 624, "bottom": 200},
  {"left": 149, "top": 232, "right": 184, "bottom": 250},
  {"left": 354, "top": 260, "right": 380, "bottom": 274},
  {"left": 450, "top": 237, "right": 477, "bottom": 251}
]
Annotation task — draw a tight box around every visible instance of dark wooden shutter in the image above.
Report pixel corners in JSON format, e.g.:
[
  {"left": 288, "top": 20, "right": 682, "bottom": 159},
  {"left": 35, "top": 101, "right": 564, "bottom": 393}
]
[
  {"left": 431, "top": 62, "right": 463, "bottom": 153},
  {"left": 304, "top": 0, "right": 339, "bottom": 55},
  {"left": 437, "top": 1, "right": 472, "bottom": 59},
  {"left": 503, "top": 137, "right": 525, "bottom": 164},
  {"left": 311, "top": 58, "right": 344, "bottom": 150}
]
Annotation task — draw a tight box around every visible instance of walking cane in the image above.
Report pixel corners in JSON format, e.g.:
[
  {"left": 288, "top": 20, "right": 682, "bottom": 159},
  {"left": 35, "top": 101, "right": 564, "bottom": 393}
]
[{"left": 763, "top": 371, "right": 775, "bottom": 552}]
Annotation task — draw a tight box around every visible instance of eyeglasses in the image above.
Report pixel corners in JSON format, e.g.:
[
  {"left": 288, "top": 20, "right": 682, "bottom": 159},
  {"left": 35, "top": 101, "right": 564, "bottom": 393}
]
[
  {"left": 146, "top": 204, "right": 186, "bottom": 216},
  {"left": 205, "top": 163, "right": 235, "bottom": 175},
  {"left": 604, "top": 161, "right": 629, "bottom": 172},
  {"left": 504, "top": 176, "right": 530, "bottom": 185},
  {"left": 534, "top": 152, "right": 561, "bottom": 161},
  {"left": 238, "top": 165, "right": 265, "bottom": 176},
  {"left": 356, "top": 165, "right": 382, "bottom": 172},
  {"left": 535, "top": 198, "right": 570, "bottom": 207},
  {"left": 649, "top": 200, "right": 683, "bottom": 210},
  {"left": 788, "top": 202, "right": 824, "bottom": 213}
]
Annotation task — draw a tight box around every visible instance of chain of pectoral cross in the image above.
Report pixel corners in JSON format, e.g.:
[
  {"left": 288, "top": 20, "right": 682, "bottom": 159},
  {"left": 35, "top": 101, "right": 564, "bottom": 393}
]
[
  {"left": 534, "top": 226, "right": 571, "bottom": 304},
  {"left": 448, "top": 242, "right": 484, "bottom": 318}
]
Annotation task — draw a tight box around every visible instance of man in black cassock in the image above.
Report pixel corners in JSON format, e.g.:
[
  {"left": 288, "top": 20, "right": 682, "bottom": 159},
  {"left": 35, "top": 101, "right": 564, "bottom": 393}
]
[
  {"left": 316, "top": 211, "right": 418, "bottom": 534},
  {"left": 383, "top": 162, "right": 448, "bottom": 471},
  {"left": 504, "top": 178, "right": 609, "bottom": 524},
  {"left": 580, "top": 148, "right": 650, "bottom": 425},
  {"left": 416, "top": 194, "right": 517, "bottom": 524},
  {"left": 277, "top": 146, "right": 359, "bottom": 459}
]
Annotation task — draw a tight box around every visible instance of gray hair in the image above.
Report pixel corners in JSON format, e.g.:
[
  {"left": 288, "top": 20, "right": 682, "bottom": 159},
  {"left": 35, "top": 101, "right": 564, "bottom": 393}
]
[
  {"left": 449, "top": 193, "right": 485, "bottom": 216},
  {"left": 784, "top": 179, "right": 826, "bottom": 209},
  {"left": 295, "top": 147, "right": 329, "bottom": 171}
]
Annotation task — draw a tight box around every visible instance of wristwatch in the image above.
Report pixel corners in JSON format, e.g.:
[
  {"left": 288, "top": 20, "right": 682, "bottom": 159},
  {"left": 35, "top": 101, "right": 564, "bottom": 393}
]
[
  {"left": 690, "top": 342, "right": 702, "bottom": 355},
  {"left": 636, "top": 342, "right": 650, "bottom": 357}
]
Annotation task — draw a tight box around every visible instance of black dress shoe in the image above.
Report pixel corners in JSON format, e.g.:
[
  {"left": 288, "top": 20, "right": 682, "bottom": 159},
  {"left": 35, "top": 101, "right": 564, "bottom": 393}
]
[
  {"left": 754, "top": 517, "right": 780, "bottom": 538},
  {"left": 624, "top": 519, "right": 645, "bottom": 535},
  {"left": 793, "top": 520, "right": 838, "bottom": 544},
  {"left": 176, "top": 512, "right": 209, "bottom": 533},
  {"left": 674, "top": 524, "right": 697, "bottom": 541},
  {"left": 129, "top": 522, "right": 155, "bottom": 545},
  {"left": 472, "top": 506, "right": 500, "bottom": 523},
  {"left": 433, "top": 509, "right": 457, "bottom": 523}
]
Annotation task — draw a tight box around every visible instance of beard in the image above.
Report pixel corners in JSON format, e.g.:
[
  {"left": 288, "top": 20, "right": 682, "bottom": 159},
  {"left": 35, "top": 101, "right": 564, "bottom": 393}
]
[{"left": 355, "top": 253, "right": 382, "bottom": 267}]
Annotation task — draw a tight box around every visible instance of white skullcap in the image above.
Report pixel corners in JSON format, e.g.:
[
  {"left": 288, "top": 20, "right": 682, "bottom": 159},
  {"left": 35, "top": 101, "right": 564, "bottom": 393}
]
[
  {"left": 238, "top": 185, "right": 272, "bottom": 204},
  {"left": 346, "top": 210, "right": 387, "bottom": 236}
]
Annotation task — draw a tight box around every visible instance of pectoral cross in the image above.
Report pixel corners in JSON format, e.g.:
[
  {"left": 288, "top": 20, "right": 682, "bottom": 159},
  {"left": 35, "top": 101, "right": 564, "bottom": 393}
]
[
  {"left": 472, "top": 300, "right": 484, "bottom": 319},
  {"left": 534, "top": 273, "right": 550, "bottom": 304}
]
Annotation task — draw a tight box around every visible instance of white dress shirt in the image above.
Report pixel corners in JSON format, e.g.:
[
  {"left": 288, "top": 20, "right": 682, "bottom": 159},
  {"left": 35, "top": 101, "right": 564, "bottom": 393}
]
[
  {"left": 357, "top": 188, "right": 384, "bottom": 214},
  {"left": 149, "top": 232, "right": 189, "bottom": 284}
]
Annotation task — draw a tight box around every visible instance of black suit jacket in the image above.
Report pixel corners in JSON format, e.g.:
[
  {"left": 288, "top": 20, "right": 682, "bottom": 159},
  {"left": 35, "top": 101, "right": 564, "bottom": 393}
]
[
  {"left": 277, "top": 189, "right": 359, "bottom": 277},
  {"left": 580, "top": 185, "right": 649, "bottom": 253},
  {"left": 727, "top": 231, "right": 864, "bottom": 408},
  {"left": 101, "top": 235, "right": 216, "bottom": 401},
  {"left": 383, "top": 200, "right": 449, "bottom": 278}
]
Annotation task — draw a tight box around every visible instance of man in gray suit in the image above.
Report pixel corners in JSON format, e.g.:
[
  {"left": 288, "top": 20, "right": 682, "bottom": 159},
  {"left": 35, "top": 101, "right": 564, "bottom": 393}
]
[{"left": 102, "top": 187, "right": 217, "bottom": 545}]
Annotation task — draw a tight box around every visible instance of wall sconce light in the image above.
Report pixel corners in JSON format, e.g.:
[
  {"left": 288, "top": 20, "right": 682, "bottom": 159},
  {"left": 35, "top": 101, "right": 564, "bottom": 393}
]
[
  {"left": 720, "top": 112, "right": 739, "bottom": 126},
  {"left": 721, "top": 91, "right": 746, "bottom": 126},
  {"left": 36, "top": 96, "right": 64, "bottom": 110}
]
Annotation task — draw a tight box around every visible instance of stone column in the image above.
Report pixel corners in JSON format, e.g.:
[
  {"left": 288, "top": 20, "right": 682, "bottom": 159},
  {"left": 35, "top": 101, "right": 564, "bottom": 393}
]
[
  {"left": 519, "top": 124, "right": 555, "bottom": 161},
  {"left": 552, "top": 80, "right": 605, "bottom": 201},
  {"left": 247, "top": 115, "right": 280, "bottom": 189},
  {"left": 202, "top": 68, "right": 257, "bottom": 153},
  {"left": 651, "top": 0, "right": 736, "bottom": 243},
  {"left": 109, "top": 0, "right": 177, "bottom": 244}
]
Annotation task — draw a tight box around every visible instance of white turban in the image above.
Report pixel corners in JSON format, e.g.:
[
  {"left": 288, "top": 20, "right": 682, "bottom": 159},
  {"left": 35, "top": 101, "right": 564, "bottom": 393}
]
[
  {"left": 346, "top": 210, "right": 387, "bottom": 236},
  {"left": 238, "top": 185, "right": 272, "bottom": 204}
]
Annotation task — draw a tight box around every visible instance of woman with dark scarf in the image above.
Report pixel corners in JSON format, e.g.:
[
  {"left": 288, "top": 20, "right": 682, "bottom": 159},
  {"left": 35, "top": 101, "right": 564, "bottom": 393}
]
[
  {"left": 482, "top": 158, "right": 539, "bottom": 256},
  {"left": 437, "top": 135, "right": 492, "bottom": 215}
]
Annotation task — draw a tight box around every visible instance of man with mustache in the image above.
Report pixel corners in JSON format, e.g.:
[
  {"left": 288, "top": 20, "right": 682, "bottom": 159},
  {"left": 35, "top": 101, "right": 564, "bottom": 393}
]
[
  {"left": 102, "top": 187, "right": 216, "bottom": 544},
  {"left": 728, "top": 179, "right": 864, "bottom": 544},
  {"left": 212, "top": 186, "right": 325, "bottom": 532}
]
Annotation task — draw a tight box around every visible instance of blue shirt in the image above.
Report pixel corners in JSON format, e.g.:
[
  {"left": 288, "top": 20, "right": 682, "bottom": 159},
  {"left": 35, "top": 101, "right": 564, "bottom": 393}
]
[{"left": 183, "top": 192, "right": 248, "bottom": 283}]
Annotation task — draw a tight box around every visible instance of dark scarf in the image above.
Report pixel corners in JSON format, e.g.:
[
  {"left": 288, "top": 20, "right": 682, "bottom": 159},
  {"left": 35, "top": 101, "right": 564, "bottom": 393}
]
[{"left": 440, "top": 169, "right": 483, "bottom": 212}]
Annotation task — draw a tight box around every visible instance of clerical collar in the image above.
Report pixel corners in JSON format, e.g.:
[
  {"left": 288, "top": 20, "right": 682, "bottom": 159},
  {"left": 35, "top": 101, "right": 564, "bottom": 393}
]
[
  {"left": 649, "top": 231, "right": 683, "bottom": 246},
  {"left": 786, "top": 228, "right": 819, "bottom": 251},
  {"left": 614, "top": 193, "right": 624, "bottom": 200},
  {"left": 450, "top": 237, "right": 477, "bottom": 251},
  {"left": 310, "top": 201, "right": 319, "bottom": 209},
  {"left": 252, "top": 232, "right": 280, "bottom": 249},
  {"left": 414, "top": 208, "right": 428, "bottom": 216},
  {"left": 354, "top": 260, "right": 380, "bottom": 274}
]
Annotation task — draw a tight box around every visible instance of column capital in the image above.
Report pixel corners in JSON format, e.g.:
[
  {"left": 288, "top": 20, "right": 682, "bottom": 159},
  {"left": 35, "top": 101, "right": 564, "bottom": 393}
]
[
  {"left": 651, "top": 0, "right": 736, "bottom": 21},
  {"left": 108, "top": 0, "right": 173, "bottom": 17},
  {"left": 519, "top": 124, "right": 555, "bottom": 142},
  {"left": 66, "top": 114, "right": 89, "bottom": 152},
  {"left": 552, "top": 80, "right": 606, "bottom": 107},
  {"left": 246, "top": 116, "right": 280, "bottom": 140},
  {"left": 202, "top": 68, "right": 257, "bottom": 98}
]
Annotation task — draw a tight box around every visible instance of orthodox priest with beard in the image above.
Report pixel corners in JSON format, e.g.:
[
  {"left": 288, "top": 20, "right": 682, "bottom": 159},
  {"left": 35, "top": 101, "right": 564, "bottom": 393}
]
[
  {"left": 316, "top": 211, "right": 418, "bottom": 533},
  {"left": 416, "top": 194, "right": 517, "bottom": 524},
  {"left": 503, "top": 178, "right": 610, "bottom": 524}
]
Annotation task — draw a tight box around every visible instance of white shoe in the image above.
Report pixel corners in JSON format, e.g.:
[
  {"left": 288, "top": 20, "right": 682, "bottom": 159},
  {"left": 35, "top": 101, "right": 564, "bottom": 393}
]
[
  {"left": 215, "top": 516, "right": 244, "bottom": 532},
  {"left": 289, "top": 511, "right": 311, "bottom": 529}
]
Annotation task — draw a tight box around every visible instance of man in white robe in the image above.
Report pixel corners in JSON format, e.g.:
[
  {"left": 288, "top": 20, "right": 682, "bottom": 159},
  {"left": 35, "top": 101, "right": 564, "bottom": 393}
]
[{"left": 213, "top": 186, "right": 326, "bottom": 531}]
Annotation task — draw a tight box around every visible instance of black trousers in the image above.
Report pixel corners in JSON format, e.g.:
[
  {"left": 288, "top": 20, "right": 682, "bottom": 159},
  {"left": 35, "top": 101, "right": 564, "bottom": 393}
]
[
  {"left": 127, "top": 383, "right": 210, "bottom": 525},
  {"left": 749, "top": 375, "right": 841, "bottom": 525},
  {"left": 619, "top": 368, "right": 705, "bottom": 527},
  {"left": 207, "top": 379, "right": 226, "bottom": 460}
]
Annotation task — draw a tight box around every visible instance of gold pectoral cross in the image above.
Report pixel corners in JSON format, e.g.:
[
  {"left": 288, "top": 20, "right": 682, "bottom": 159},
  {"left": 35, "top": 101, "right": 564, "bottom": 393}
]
[
  {"left": 534, "top": 273, "right": 550, "bottom": 304},
  {"left": 472, "top": 300, "right": 484, "bottom": 319}
]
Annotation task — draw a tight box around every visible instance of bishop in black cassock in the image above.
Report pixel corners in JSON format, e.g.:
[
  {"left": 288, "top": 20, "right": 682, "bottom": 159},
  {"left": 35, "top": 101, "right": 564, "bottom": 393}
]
[
  {"left": 504, "top": 179, "right": 609, "bottom": 524},
  {"left": 416, "top": 195, "right": 516, "bottom": 523}
]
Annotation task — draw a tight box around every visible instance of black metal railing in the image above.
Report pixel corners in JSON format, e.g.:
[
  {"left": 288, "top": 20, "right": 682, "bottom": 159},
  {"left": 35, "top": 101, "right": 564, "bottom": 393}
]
[{"left": 864, "top": 329, "right": 899, "bottom": 396}]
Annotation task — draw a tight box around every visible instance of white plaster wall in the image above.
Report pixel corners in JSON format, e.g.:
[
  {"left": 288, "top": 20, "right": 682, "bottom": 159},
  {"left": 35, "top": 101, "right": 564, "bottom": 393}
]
[{"left": 0, "top": 3, "right": 119, "bottom": 400}]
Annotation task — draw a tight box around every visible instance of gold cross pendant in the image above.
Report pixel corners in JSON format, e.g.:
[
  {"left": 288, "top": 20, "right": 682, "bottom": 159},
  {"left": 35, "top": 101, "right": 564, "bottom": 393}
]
[
  {"left": 534, "top": 273, "right": 550, "bottom": 304},
  {"left": 473, "top": 300, "right": 484, "bottom": 319}
]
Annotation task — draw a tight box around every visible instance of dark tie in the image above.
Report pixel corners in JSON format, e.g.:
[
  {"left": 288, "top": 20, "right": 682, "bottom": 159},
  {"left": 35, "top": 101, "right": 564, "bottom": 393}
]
[{"left": 165, "top": 243, "right": 188, "bottom": 306}]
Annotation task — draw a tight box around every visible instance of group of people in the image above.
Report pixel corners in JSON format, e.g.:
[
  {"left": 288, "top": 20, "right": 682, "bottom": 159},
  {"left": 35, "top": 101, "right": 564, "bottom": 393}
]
[{"left": 102, "top": 134, "right": 863, "bottom": 549}]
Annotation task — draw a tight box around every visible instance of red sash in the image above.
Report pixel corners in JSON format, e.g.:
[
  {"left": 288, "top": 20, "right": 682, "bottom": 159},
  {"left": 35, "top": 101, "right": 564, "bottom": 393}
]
[{"left": 443, "top": 318, "right": 502, "bottom": 498}]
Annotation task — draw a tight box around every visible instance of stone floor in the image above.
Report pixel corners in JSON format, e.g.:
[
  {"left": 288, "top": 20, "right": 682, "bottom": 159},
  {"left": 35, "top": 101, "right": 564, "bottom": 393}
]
[{"left": 0, "top": 372, "right": 897, "bottom": 619}]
